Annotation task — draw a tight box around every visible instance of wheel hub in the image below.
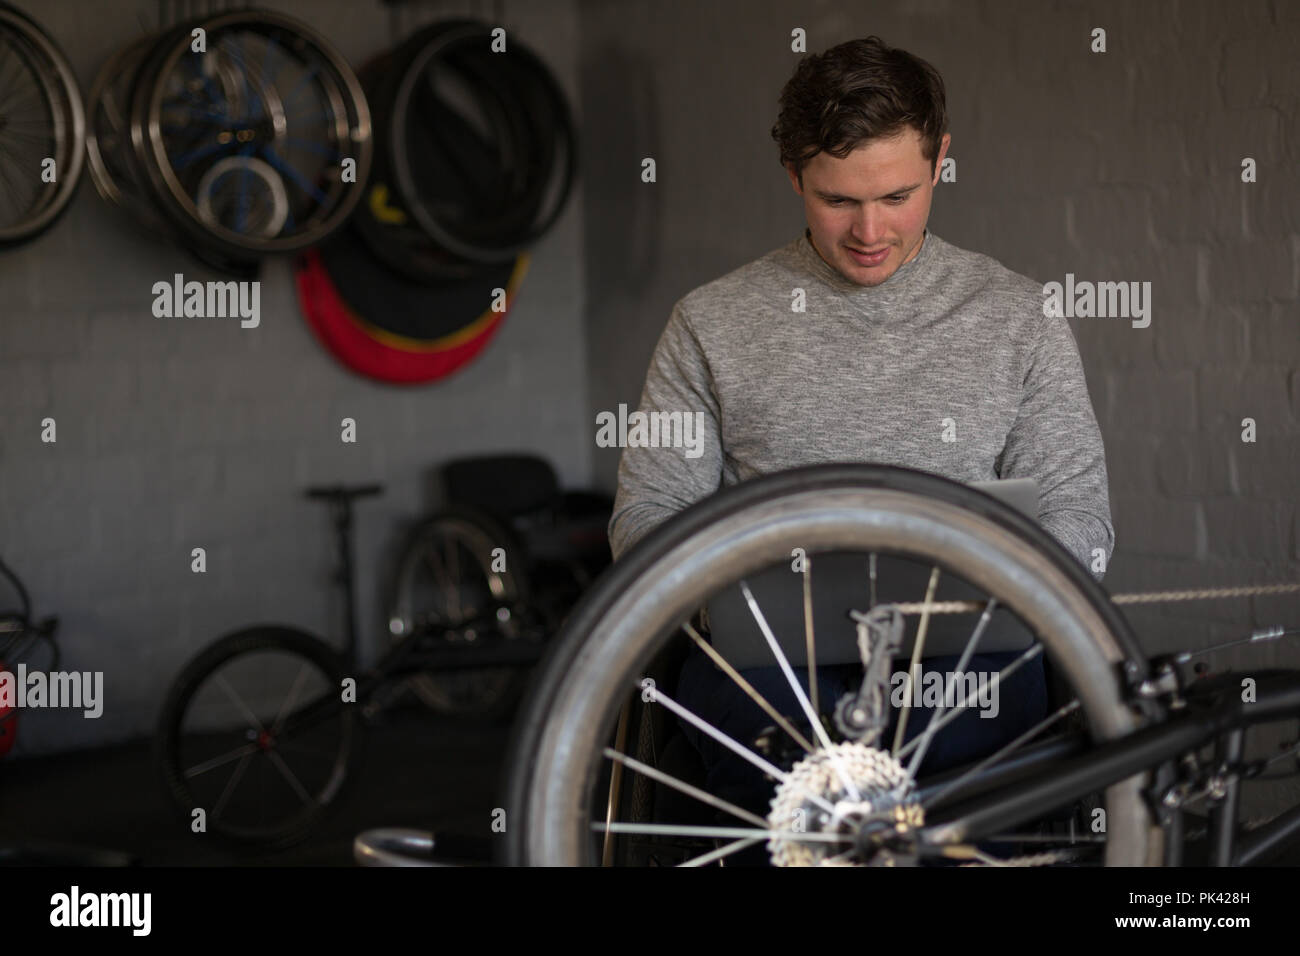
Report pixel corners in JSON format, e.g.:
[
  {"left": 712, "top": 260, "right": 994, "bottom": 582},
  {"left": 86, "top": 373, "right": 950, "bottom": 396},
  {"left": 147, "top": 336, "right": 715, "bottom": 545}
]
[{"left": 767, "top": 741, "right": 923, "bottom": 866}]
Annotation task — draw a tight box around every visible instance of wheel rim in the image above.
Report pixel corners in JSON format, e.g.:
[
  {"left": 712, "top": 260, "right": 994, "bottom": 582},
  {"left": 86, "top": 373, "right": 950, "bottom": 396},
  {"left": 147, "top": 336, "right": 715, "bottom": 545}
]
[
  {"left": 390, "top": 516, "right": 522, "bottom": 715},
  {"left": 515, "top": 483, "right": 1162, "bottom": 866},
  {"left": 0, "top": 9, "right": 84, "bottom": 244},
  {"left": 134, "top": 11, "right": 371, "bottom": 256},
  {"left": 167, "top": 643, "right": 354, "bottom": 843}
]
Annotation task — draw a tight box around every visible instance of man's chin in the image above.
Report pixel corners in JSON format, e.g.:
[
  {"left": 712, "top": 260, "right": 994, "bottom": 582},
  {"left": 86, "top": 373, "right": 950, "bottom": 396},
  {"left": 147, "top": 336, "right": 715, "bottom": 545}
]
[{"left": 840, "top": 258, "right": 896, "bottom": 287}]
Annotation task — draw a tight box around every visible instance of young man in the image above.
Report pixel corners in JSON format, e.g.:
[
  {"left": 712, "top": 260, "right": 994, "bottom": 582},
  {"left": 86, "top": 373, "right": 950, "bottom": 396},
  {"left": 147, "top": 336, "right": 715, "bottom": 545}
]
[{"left": 607, "top": 36, "right": 1114, "bottom": 829}]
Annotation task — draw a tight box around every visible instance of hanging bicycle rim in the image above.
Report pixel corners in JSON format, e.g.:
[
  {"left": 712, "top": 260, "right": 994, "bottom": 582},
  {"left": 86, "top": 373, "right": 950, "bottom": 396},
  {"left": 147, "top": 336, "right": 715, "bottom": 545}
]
[
  {"left": 0, "top": 4, "right": 84, "bottom": 246},
  {"left": 356, "top": 17, "right": 575, "bottom": 270}
]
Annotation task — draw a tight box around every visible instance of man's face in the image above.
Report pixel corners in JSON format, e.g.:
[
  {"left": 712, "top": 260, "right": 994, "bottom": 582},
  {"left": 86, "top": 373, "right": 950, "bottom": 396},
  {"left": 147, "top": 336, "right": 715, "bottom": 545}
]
[{"left": 787, "top": 127, "right": 950, "bottom": 287}]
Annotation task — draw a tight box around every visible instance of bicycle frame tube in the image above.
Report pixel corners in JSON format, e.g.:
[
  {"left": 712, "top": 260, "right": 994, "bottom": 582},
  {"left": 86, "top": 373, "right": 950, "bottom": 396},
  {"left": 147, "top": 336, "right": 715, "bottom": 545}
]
[{"left": 917, "top": 671, "right": 1300, "bottom": 863}]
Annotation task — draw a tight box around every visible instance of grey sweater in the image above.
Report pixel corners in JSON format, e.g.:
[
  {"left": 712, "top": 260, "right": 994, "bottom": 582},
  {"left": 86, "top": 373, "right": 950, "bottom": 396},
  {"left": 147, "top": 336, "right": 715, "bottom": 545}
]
[{"left": 608, "top": 228, "right": 1114, "bottom": 578}]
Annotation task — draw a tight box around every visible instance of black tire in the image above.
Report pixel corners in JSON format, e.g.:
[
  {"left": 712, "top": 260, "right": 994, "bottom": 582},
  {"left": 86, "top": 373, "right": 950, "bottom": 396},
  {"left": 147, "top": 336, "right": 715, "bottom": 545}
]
[
  {"left": 387, "top": 505, "right": 533, "bottom": 722},
  {"left": 156, "top": 625, "right": 361, "bottom": 850},
  {"left": 504, "top": 464, "right": 1167, "bottom": 866},
  {"left": 385, "top": 19, "right": 576, "bottom": 263},
  {"left": 0, "top": 4, "right": 85, "bottom": 246}
]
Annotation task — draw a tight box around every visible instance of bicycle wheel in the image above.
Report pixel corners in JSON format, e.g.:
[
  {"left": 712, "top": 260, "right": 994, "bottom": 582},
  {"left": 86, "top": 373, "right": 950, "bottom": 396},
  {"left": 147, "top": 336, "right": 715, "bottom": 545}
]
[
  {"left": 156, "top": 625, "right": 360, "bottom": 849},
  {"left": 128, "top": 9, "right": 371, "bottom": 261},
  {"left": 385, "top": 19, "right": 576, "bottom": 263},
  {"left": 85, "top": 34, "right": 168, "bottom": 236},
  {"left": 349, "top": 47, "right": 487, "bottom": 283},
  {"left": 0, "top": 5, "right": 84, "bottom": 246},
  {"left": 504, "top": 464, "right": 1168, "bottom": 866},
  {"left": 388, "top": 506, "right": 531, "bottom": 720}
]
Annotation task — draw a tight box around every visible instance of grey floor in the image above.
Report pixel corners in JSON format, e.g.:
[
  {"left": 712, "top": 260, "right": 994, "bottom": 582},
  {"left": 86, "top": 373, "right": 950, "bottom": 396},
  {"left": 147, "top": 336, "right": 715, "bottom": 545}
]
[
  {"left": 0, "top": 703, "right": 511, "bottom": 866},
  {"left": 2, "top": 702, "right": 1298, "bottom": 867}
]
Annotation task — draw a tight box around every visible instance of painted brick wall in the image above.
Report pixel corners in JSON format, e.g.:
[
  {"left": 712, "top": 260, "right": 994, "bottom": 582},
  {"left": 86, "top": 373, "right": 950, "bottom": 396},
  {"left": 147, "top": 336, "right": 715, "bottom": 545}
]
[{"left": 0, "top": 0, "right": 588, "bottom": 754}]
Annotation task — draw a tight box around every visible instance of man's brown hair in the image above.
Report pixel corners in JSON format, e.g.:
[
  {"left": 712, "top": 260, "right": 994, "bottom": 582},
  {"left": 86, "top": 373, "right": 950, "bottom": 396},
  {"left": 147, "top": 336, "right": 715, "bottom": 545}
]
[{"left": 772, "top": 36, "right": 948, "bottom": 183}]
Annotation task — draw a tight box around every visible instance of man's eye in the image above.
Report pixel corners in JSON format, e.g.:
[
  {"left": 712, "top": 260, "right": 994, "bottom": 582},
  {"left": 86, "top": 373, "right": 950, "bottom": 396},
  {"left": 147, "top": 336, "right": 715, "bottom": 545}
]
[
  {"left": 886, "top": 195, "right": 908, "bottom": 205},
  {"left": 826, "top": 199, "right": 846, "bottom": 206}
]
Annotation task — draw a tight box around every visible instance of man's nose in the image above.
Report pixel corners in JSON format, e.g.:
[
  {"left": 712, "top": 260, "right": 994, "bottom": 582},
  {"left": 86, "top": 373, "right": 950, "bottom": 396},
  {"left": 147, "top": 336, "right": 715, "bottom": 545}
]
[{"left": 850, "top": 206, "right": 886, "bottom": 245}]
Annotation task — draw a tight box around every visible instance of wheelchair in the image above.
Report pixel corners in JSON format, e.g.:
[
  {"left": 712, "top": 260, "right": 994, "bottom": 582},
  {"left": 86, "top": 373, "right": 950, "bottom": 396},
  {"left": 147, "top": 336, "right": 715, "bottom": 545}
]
[{"left": 386, "top": 453, "right": 613, "bottom": 719}]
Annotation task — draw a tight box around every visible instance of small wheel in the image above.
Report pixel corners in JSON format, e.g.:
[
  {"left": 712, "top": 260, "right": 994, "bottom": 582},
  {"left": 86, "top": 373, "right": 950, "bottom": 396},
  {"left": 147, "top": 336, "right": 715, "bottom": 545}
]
[
  {"left": 505, "top": 464, "right": 1168, "bottom": 867},
  {"left": 388, "top": 506, "right": 532, "bottom": 720},
  {"left": 156, "top": 626, "right": 360, "bottom": 849}
]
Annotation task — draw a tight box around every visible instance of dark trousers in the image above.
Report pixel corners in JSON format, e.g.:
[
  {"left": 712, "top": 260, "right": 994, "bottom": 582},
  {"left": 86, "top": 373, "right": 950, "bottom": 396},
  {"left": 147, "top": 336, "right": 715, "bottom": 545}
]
[{"left": 675, "top": 643, "right": 1049, "bottom": 820}]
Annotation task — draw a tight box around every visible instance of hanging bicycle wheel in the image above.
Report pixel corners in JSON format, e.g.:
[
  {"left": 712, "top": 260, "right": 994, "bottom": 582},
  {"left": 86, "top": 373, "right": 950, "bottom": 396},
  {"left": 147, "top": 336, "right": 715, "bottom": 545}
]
[
  {"left": 0, "top": 5, "right": 84, "bottom": 246},
  {"left": 504, "top": 464, "right": 1170, "bottom": 867},
  {"left": 388, "top": 507, "right": 532, "bottom": 720},
  {"left": 156, "top": 625, "right": 361, "bottom": 849},
  {"left": 85, "top": 34, "right": 169, "bottom": 235},
  {"left": 382, "top": 19, "right": 575, "bottom": 264},
  {"left": 128, "top": 9, "right": 371, "bottom": 262},
  {"left": 349, "top": 47, "right": 487, "bottom": 283}
]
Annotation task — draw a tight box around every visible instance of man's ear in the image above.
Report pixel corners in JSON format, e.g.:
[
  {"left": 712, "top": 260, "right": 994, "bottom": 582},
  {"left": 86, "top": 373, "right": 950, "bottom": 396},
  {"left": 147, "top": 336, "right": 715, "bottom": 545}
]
[
  {"left": 931, "top": 133, "right": 952, "bottom": 185},
  {"left": 785, "top": 162, "right": 803, "bottom": 195}
]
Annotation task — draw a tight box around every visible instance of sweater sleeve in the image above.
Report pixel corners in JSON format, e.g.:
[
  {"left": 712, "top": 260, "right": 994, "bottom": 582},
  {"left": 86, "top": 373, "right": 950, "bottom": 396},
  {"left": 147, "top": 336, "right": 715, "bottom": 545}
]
[
  {"left": 608, "top": 302, "right": 724, "bottom": 561},
  {"left": 996, "top": 312, "right": 1116, "bottom": 580}
]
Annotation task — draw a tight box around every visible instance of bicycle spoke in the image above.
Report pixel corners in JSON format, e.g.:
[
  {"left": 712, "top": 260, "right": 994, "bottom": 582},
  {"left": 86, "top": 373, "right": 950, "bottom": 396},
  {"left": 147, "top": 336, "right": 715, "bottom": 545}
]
[
  {"left": 922, "top": 698, "right": 1079, "bottom": 809},
  {"left": 214, "top": 672, "right": 268, "bottom": 734},
  {"left": 678, "top": 837, "right": 765, "bottom": 867},
  {"left": 641, "top": 682, "right": 837, "bottom": 815},
  {"left": 171, "top": 138, "right": 236, "bottom": 171},
  {"left": 802, "top": 554, "right": 818, "bottom": 716},
  {"left": 892, "top": 566, "right": 942, "bottom": 755},
  {"left": 738, "top": 580, "right": 861, "bottom": 801},
  {"left": 680, "top": 620, "right": 814, "bottom": 754},
  {"left": 897, "top": 642, "right": 1044, "bottom": 760},
  {"left": 270, "top": 659, "right": 314, "bottom": 735},
  {"left": 279, "top": 62, "right": 321, "bottom": 110},
  {"left": 210, "top": 750, "right": 253, "bottom": 822},
  {"left": 905, "top": 597, "right": 998, "bottom": 778},
  {"left": 603, "top": 746, "right": 769, "bottom": 829},
  {"left": 261, "top": 144, "right": 330, "bottom": 207},
  {"left": 423, "top": 543, "right": 459, "bottom": 620},
  {"left": 266, "top": 748, "right": 317, "bottom": 807},
  {"left": 182, "top": 741, "right": 260, "bottom": 779},
  {"left": 447, "top": 536, "right": 462, "bottom": 620},
  {"left": 593, "top": 821, "right": 844, "bottom": 844}
]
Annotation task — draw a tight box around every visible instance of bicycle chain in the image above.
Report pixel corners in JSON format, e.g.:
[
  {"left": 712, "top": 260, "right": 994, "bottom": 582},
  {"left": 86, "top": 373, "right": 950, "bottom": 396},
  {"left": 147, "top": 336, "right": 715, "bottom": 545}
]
[
  {"left": 884, "top": 581, "right": 1300, "bottom": 615},
  {"left": 958, "top": 848, "right": 1080, "bottom": 867}
]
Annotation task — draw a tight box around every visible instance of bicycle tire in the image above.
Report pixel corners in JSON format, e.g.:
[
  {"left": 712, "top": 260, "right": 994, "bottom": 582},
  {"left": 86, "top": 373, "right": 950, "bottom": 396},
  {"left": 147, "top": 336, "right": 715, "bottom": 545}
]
[
  {"left": 0, "top": 4, "right": 84, "bottom": 246},
  {"left": 127, "top": 10, "right": 371, "bottom": 261},
  {"left": 387, "top": 505, "right": 533, "bottom": 722},
  {"left": 156, "top": 625, "right": 361, "bottom": 850},
  {"left": 351, "top": 29, "right": 511, "bottom": 283},
  {"left": 387, "top": 20, "right": 575, "bottom": 263},
  {"left": 503, "top": 464, "right": 1166, "bottom": 866},
  {"left": 85, "top": 34, "right": 169, "bottom": 236}
]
